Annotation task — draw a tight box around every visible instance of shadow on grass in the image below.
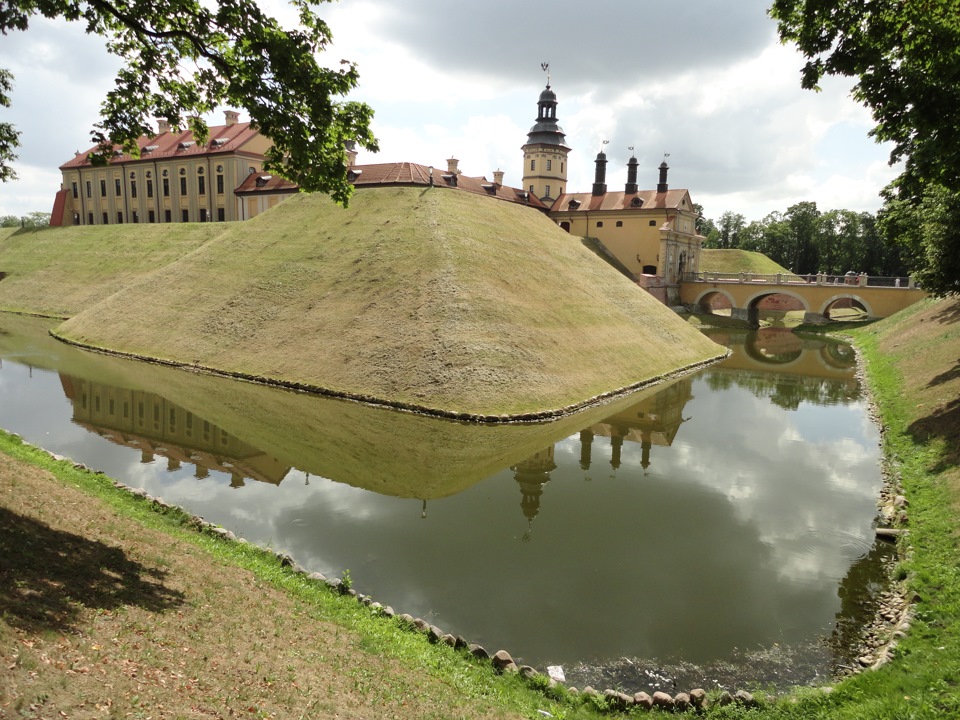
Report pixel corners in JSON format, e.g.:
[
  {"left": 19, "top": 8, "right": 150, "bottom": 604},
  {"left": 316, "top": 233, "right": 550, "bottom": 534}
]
[
  {"left": 929, "top": 359, "right": 960, "bottom": 388},
  {"left": 932, "top": 298, "right": 960, "bottom": 325},
  {"left": 0, "top": 506, "right": 185, "bottom": 633},
  {"left": 908, "top": 398, "right": 960, "bottom": 473}
]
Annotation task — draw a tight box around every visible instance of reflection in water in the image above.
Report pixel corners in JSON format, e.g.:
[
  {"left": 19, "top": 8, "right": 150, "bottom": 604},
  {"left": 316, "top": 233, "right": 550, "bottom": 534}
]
[{"left": 0, "top": 315, "right": 885, "bottom": 694}]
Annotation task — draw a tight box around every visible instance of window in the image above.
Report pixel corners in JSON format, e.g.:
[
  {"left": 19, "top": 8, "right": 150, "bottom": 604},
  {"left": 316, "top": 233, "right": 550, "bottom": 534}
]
[
  {"left": 649, "top": 220, "right": 657, "bottom": 226},
  {"left": 596, "top": 221, "right": 604, "bottom": 228},
  {"left": 132, "top": 210, "right": 139, "bottom": 223},
  {"left": 199, "top": 208, "right": 207, "bottom": 222},
  {"left": 546, "top": 159, "right": 552, "bottom": 171},
  {"left": 87, "top": 212, "right": 93, "bottom": 225},
  {"left": 217, "top": 207, "right": 225, "bottom": 221},
  {"left": 164, "top": 209, "right": 171, "bottom": 223},
  {"left": 616, "top": 220, "right": 623, "bottom": 227},
  {"left": 545, "top": 185, "right": 551, "bottom": 197},
  {"left": 73, "top": 213, "right": 80, "bottom": 225},
  {"left": 148, "top": 210, "right": 155, "bottom": 223},
  {"left": 561, "top": 162, "right": 564, "bottom": 173},
  {"left": 179, "top": 177, "right": 187, "bottom": 195},
  {"left": 182, "top": 209, "right": 189, "bottom": 222},
  {"left": 100, "top": 179, "right": 106, "bottom": 196},
  {"left": 115, "top": 178, "right": 121, "bottom": 196},
  {"left": 116, "top": 211, "right": 123, "bottom": 223},
  {"left": 529, "top": 185, "right": 535, "bottom": 194},
  {"left": 146, "top": 179, "right": 153, "bottom": 198},
  {"left": 102, "top": 212, "right": 108, "bottom": 224},
  {"left": 530, "top": 159, "right": 536, "bottom": 171},
  {"left": 216, "top": 174, "right": 224, "bottom": 194},
  {"left": 86, "top": 181, "right": 92, "bottom": 198},
  {"left": 71, "top": 182, "right": 78, "bottom": 199},
  {"left": 131, "top": 180, "right": 137, "bottom": 198},
  {"left": 198, "top": 175, "right": 205, "bottom": 194},
  {"left": 163, "top": 178, "right": 170, "bottom": 197}
]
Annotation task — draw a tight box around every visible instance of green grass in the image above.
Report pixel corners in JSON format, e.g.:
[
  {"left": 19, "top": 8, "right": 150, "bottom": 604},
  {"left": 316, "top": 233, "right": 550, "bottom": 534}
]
[
  {"left": 700, "top": 249, "right": 791, "bottom": 275},
  {"left": 0, "top": 223, "right": 222, "bottom": 317}
]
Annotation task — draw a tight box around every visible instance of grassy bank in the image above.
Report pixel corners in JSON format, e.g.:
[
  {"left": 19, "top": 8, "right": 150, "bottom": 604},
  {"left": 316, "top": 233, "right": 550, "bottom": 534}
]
[
  {"left": 2, "top": 189, "right": 725, "bottom": 417},
  {"left": 0, "top": 224, "right": 222, "bottom": 317},
  {"left": 699, "top": 249, "right": 790, "bottom": 275},
  {"left": 2, "top": 296, "right": 959, "bottom": 718}
]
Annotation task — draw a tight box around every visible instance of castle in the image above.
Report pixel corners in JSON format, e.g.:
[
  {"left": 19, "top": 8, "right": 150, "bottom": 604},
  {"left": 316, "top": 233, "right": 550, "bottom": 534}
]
[{"left": 50, "top": 82, "right": 703, "bottom": 303}]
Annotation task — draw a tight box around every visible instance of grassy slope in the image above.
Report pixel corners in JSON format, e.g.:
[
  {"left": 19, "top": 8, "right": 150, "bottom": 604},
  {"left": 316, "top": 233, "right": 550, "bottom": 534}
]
[
  {"left": 700, "top": 248, "right": 791, "bottom": 275},
  {"left": 55, "top": 187, "right": 724, "bottom": 415},
  {"left": 0, "top": 224, "right": 222, "bottom": 317}
]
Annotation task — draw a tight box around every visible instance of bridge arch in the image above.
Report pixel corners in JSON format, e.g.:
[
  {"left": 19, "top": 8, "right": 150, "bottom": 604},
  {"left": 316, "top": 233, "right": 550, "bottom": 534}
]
[
  {"left": 692, "top": 288, "right": 736, "bottom": 313},
  {"left": 743, "top": 289, "right": 811, "bottom": 314},
  {"left": 818, "top": 293, "right": 874, "bottom": 319}
]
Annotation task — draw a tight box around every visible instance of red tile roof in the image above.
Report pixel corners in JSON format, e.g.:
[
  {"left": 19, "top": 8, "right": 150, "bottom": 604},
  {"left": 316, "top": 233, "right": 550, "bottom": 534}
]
[
  {"left": 59, "top": 122, "right": 264, "bottom": 169},
  {"left": 550, "top": 189, "right": 692, "bottom": 213},
  {"left": 234, "top": 172, "right": 299, "bottom": 195},
  {"left": 349, "top": 162, "right": 549, "bottom": 210}
]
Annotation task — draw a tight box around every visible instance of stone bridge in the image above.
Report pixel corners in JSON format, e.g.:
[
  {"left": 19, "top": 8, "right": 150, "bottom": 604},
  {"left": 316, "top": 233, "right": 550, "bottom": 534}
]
[{"left": 679, "top": 272, "right": 927, "bottom": 324}]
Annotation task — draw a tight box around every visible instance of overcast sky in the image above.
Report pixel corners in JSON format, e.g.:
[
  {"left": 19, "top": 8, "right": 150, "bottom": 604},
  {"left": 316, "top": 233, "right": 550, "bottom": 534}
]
[{"left": 0, "top": 0, "right": 900, "bottom": 221}]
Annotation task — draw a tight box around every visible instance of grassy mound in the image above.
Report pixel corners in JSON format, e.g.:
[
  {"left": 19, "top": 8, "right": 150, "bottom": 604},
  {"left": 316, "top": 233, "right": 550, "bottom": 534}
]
[
  {"left": 700, "top": 248, "right": 790, "bottom": 275},
  {"left": 0, "top": 224, "right": 222, "bottom": 317},
  {"left": 54, "top": 187, "right": 724, "bottom": 416}
]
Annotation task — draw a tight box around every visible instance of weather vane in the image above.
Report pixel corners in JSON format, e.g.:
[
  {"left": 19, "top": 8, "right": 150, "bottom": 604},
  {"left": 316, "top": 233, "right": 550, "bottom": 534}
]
[
  {"left": 541, "top": 61, "right": 550, "bottom": 86},
  {"left": 601, "top": 139, "right": 610, "bottom": 153}
]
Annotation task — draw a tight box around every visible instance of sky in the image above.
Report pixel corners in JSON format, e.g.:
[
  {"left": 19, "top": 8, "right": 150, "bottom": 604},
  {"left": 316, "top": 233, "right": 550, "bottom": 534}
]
[{"left": 0, "top": 0, "right": 901, "bottom": 222}]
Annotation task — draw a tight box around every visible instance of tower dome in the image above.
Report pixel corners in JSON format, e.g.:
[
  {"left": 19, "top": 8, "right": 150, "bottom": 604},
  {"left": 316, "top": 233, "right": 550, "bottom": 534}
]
[{"left": 521, "top": 82, "right": 571, "bottom": 203}]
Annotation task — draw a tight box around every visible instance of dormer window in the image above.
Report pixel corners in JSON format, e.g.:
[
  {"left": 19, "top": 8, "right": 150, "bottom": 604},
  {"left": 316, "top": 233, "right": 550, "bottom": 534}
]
[
  {"left": 347, "top": 169, "right": 362, "bottom": 182},
  {"left": 178, "top": 141, "right": 195, "bottom": 149},
  {"left": 255, "top": 174, "right": 272, "bottom": 188},
  {"left": 441, "top": 173, "right": 457, "bottom": 187},
  {"left": 567, "top": 199, "right": 581, "bottom": 210},
  {"left": 142, "top": 145, "right": 159, "bottom": 153},
  {"left": 631, "top": 197, "right": 643, "bottom": 207},
  {"left": 210, "top": 138, "right": 228, "bottom": 147}
]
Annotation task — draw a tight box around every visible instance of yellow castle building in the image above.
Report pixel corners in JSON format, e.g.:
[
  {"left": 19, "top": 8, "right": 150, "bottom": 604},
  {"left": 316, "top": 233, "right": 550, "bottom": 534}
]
[
  {"left": 51, "top": 110, "right": 274, "bottom": 226},
  {"left": 521, "top": 81, "right": 704, "bottom": 301},
  {"left": 50, "top": 82, "right": 704, "bottom": 305}
]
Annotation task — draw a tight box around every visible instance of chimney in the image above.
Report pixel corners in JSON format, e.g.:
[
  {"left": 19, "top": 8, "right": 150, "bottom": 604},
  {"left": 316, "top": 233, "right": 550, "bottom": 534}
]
[
  {"left": 592, "top": 151, "right": 608, "bottom": 196},
  {"left": 344, "top": 139, "right": 358, "bottom": 166},
  {"left": 157, "top": 119, "right": 171, "bottom": 134},
  {"left": 447, "top": 156, "right": 459, "bottom": 173},
  {"left": 625, "top": 155, "right": 639, "bottom": 194},
  {"left": 657, "top": 161, "right": 669, "bottom": 193},
  {"left": 224, "top": 110, "right": 240, "bottom": 126},
  {"left": 492, "top": 169, "right": 504, "bottom": 186}
]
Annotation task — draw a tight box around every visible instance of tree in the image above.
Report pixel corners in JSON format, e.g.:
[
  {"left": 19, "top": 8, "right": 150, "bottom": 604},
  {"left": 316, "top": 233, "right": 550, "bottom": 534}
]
[
  {"left": 879, "top": 184, "right": 960, "bottom": 295},
  {"left": 770, "top": 0, "right": 960, "bottom": 200},
  {"left": 770, "top": 0, "right": 960, "bottom": 293},
  {"left": 0, "top": 211, "right": 49, "bottom": 227},
  {"left": 0, "top": 0, "right": 378, "bottom": 204}
]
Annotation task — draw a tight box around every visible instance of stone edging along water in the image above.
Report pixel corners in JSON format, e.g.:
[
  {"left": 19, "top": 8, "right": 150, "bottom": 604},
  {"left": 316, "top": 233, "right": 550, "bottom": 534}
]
[
  {"left": 19, "top": 437, "right": 914, "bottom": 715},
  {"left": 47, "top": 328, "right": 729, "bottom": 423}
]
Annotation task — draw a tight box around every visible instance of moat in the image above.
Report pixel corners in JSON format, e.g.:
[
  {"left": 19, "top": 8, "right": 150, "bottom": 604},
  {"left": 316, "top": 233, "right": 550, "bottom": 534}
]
[{"left": 0, "top": 316, "right": 892, "bottom": 693}]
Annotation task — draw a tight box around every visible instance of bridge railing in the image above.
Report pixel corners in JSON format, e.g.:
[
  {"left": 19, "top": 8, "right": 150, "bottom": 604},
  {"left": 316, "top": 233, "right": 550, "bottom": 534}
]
[{"left": 683, "top": 272, "right": 916, "bottom": 288}]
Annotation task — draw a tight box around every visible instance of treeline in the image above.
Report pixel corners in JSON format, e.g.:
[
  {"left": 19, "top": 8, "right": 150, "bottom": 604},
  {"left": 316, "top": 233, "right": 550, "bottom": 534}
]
[{"left": 695, "top": 201, "right": 908, "bottom": 278}]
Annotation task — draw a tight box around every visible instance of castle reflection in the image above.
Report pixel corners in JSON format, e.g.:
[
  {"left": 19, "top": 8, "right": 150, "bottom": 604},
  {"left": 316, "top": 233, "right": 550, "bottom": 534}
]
[
  {"left": 60, "top": 375, "right": 291, "bottom": 487},
  {"left": 512, "top": 377, "right": 694, "bottom": 534}
]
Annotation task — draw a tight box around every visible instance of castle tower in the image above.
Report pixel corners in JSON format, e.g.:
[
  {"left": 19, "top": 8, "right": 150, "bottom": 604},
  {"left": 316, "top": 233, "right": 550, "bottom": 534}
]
[{"left": 521, "top": 83, "right": 570, "bottom": 204}]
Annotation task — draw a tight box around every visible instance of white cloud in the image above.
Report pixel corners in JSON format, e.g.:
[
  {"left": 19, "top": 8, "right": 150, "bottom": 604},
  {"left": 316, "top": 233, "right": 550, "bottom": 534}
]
[{"left": 0, "top": 1, "right": 897, "bottom": 222}]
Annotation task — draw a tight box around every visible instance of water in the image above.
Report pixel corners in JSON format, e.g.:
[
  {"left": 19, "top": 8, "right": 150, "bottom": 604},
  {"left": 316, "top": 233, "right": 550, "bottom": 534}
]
[{"left": 0, "top": 315, "right": 889, "bottom": 692}]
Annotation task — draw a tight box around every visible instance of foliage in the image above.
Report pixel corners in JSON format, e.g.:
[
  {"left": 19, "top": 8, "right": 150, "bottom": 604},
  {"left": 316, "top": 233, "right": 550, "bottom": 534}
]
[
  {"left": 0, "top": 0, "right": 378, "bottom": 204},
  {"left": 770, "top": 0, "right": 960, "bottom": 294},
  {"left": 0, "top": 211, "right": 50, "bottom": 227},
  {"left": 698, "top": 203, "right": 906, "bottom": 276},
  {"left": 879, "top": 184, "right": 960, "bottom": 296}
]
